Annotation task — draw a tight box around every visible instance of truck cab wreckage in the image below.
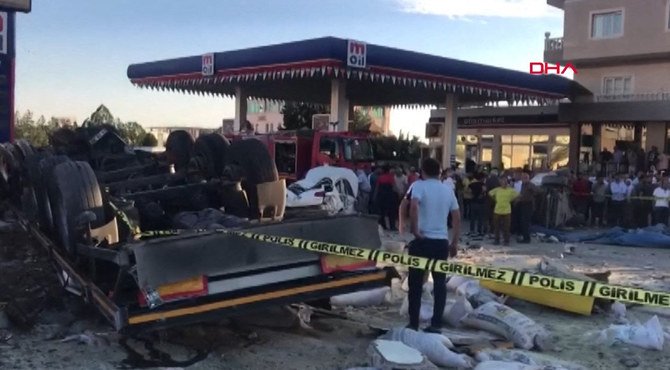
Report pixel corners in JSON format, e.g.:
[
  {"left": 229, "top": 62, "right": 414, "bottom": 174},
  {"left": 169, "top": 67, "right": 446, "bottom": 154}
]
[{"left": 0, "top": 129, "right": 393, "bottom": 333}]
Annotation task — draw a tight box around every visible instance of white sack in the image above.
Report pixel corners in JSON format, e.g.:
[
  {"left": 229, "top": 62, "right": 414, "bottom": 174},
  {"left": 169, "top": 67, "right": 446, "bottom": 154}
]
[
  {"left": 444, "top": 295, "right": 473, "bottom": 328},
  {"left": 447, "top": 276, "right": 473, "bottom": 292},
  {"left": 474, "top": 361, "right": 566, "bottom": 370},
  {"left": 475, "top": 349, "right": 588, "bottom": 370},
  {"left": 588, "top": 315, "right": 664, "bottom": 351},
  {"left": 330, "top": 287, "right": 390, "bottom": 307},
  {"left": 382, "top": 327, "right": 474, "bottom": 368},
  {"left": 462, "top": 302, "right": 551, "bottom": 350}
]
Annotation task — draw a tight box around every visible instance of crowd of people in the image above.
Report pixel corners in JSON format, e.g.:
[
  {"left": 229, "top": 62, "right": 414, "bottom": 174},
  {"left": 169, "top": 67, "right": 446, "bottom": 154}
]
[{"left": 358, "top": 163, "right": 541, "bottom": 246}]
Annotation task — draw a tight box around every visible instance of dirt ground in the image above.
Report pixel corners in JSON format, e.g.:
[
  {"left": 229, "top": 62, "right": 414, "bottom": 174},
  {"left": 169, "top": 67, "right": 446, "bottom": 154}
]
[{"left": 2, "top": 220, "right": 670, "bottom": 369}]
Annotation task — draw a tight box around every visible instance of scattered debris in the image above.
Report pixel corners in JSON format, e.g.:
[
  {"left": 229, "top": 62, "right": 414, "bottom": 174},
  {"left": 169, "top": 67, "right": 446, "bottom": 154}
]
[
  {"left": 381, "top": 327, "right": 475, "bottom": 368},
  {"left": 474, "top": 349, "right": 588, "bottom": 370},
  {"left": 474, "top": 360, "right": 569, "bottom": 370},
  {"left": 59, "top": 330, "right": 110, "bottom": 346},
  {"left": 367, "top": 339, "right": 435, "bottom": 370},
  {"left": 587, "top": 315, "right": 665, "bottom": 351},
  {"left": 610, "top": 301, "right": 628, "bottom": 323}
]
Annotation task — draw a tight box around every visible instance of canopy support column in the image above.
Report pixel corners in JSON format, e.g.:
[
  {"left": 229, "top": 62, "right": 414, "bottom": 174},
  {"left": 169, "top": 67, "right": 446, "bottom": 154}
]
[
  {"left": 569, "top": 122, "right": 581, "bottom": 173},
  {"left": 234, "top": 86, "right": 248, "bottom": 132},
  {"left": 441, "top": 93, "right": 458, "bottom": 169},
  {"left": 330, "top": 79, "right": 349, "bottom": 132}
]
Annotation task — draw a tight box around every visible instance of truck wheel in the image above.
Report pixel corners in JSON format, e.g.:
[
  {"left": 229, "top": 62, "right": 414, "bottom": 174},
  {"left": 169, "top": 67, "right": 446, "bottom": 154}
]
[
  {"left": 225, "top": 139, "right": 278, "bottom": 218},
  {"left": 165, "top": 130, "right": 194, "bottom": 172},
  {"left": 35, "top": 155, "right": 69, "bottom": 233},
  {"left": 14, "top": 139, "right": 34, "bottom": 162},
  {"left": 48, "top": 161, "right": 105, "bottom": 254},
  {"left": 193, "top": 133, "right": 229, "bottom": 178}
]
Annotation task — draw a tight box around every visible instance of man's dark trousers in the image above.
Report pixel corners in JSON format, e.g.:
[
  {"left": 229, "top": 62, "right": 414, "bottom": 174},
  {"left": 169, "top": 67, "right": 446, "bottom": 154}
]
[
  {"left": 408, "top": 238, "right": 448, "bottom": 329},
  {"left": 518, "top": 201, "right": 533, "bottom": 242}
]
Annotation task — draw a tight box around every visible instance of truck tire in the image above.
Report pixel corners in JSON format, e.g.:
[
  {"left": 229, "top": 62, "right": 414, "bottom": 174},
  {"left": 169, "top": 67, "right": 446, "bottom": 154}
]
[
  {"left": 165, "top": 130, "right": 194, "bottom": 172},
  {"left": 193, "top": 133, "right": 229, "bottom": 178},
  {"left": 14, "top": 139, "right": 34, "bottom": 162},
  {"left": 34, "top": 155, "right": 69, "bottom": 232},
  {"left": 48, "top": 161, "right": 105, "bottom": 254},
  {"left": 225, "top": 139, "right": 278, "bottom": 218}
]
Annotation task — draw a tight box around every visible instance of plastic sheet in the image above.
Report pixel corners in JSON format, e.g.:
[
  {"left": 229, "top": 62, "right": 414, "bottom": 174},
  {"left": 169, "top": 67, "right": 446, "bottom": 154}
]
[{"left": 530, "top": 225, "right": 670, "bottom": 248}]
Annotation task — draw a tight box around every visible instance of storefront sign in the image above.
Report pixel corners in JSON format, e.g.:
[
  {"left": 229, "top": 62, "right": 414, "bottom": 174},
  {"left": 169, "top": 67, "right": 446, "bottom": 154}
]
[
  {"left": 347, "top": 40, "right": 366, "bottom": 69},
  {"left": 455, "top": 114, "right": 559, "bottom": 126},
  {"left": 201, "top": 53, "right": 214, "bottom": 76}
]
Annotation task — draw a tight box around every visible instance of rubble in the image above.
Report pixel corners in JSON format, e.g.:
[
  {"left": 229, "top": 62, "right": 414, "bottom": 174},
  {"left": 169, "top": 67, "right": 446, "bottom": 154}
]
[{"left": 367, "top": 339, "right": 435, "bottom": 370}]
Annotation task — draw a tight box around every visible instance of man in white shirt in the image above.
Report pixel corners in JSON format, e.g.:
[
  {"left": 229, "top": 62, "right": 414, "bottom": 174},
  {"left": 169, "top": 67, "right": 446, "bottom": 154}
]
[
  {"left": 408, "top": 158, "right": 460, "bottom": 332},
  {"left": 608, "top": 174, "right": 628, "bottom": 227},
  {"left": 652, "top": 178, "right": 670, "bottom": 226}
]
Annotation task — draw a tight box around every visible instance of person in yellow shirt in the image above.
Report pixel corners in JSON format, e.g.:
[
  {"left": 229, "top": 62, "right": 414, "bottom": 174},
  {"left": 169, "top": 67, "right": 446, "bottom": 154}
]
[{"left": 489, "top": 176, "right": 518, "bottom": 246}]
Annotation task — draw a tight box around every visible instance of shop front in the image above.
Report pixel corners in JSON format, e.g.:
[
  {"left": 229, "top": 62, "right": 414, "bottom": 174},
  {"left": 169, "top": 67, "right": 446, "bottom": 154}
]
[{"left": 427, "top": 105, "right": 570, "bottom": 171}]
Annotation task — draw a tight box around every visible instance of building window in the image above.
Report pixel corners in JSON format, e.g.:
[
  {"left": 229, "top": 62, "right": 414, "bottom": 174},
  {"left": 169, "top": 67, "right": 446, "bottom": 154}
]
[
  {"left": 602, "top": 76, "right": 632, "bottom": 97},
  {"left": 591, "top": 10, "right": 623, "bottom": 39}
]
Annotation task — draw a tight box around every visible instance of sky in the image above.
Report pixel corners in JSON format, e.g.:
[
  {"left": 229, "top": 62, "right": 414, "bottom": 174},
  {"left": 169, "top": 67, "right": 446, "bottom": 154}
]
[{"left": 15, "top": 0, "right": 564, "bottom": 139}]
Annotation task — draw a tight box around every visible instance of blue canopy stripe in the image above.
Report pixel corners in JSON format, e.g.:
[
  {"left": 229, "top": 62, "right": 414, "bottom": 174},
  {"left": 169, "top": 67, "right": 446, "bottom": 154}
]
[{"left": 127, "top": 37, "right": 588, "bottom": 105}]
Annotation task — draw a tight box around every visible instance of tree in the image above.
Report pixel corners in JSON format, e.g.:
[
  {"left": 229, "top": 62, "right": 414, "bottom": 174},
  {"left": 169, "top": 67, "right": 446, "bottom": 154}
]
[
  {"left": 82, "top": 104, "right": 147, "bottom": 146},
  {"left": 15, "top": 110, "right": 51, "bottom": 147},
  {"left": 140, "top": 133, "right": 158, "bottom": 147},
  {"left": 280, "top": 102, "right": 328, "bottom": 130},
  {"left": 349, "top": 109, "right": 372, "bottom": 132},
  {"left": 83, "top": 104, "right": 115, "bottom": 127},
  {"left": 117, "top": 121, "right": 146, "bottom": 146}
]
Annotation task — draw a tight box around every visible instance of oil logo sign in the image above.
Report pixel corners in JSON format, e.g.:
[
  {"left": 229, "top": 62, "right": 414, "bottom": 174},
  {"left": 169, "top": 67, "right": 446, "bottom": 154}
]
[
  {"left": 347, "top": 40, "right": 366, "bottom": 69},
  {"left": 201, "top": 53, "right": 214, "bottom": 76}
]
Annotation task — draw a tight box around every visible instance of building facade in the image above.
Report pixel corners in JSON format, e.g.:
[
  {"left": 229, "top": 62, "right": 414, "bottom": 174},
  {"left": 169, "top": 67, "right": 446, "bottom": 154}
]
[
  {"left": 426, "top": 0, "right": 670, "bottom": 173},
  {"left": 548, "top": 0, "right": 670, "bottom": 171}
]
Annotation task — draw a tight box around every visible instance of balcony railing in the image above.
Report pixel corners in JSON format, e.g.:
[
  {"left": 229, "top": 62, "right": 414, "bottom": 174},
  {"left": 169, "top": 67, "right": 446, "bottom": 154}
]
[
  {"left": 595, "top": 92, "right": 670, "bottom": 102},
  {"left": 544, "top": 36, "right": 563, "bottom": 52}
]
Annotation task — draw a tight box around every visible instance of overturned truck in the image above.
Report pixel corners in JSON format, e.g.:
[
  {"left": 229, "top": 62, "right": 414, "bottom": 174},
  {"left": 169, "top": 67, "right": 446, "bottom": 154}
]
[{"left": 0, "top": 127, "right": 392, "bottom": 332}]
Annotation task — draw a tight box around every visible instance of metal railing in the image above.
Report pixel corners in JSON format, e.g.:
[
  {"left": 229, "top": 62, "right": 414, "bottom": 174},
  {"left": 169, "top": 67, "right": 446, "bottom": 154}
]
[
  {"left": 595, "top": 92, "right": 670, "bottom": 102},
  {"left": 544, "top": 37, "right": 563, "bottom": 52}
]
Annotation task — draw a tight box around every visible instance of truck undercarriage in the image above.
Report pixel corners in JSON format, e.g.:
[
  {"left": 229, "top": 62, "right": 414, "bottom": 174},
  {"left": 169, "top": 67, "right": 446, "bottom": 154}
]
[{"left": 0, "top": 128, "right": 393, "bottom": 333}]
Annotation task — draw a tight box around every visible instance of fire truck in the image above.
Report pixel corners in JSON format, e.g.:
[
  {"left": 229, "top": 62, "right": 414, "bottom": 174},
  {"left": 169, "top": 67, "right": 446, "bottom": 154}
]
[{"left": 227, "top": 116, "right": 376, "bottom": 182}]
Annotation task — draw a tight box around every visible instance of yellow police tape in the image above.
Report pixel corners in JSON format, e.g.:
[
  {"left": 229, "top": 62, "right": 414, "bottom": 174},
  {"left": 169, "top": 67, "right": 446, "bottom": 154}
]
[{"left": 139, "top": 229, "right": 670, "bottom": 308}]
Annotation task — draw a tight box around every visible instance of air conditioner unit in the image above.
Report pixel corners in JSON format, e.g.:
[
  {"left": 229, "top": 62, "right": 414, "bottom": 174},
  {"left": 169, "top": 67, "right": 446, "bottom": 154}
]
[{"left": 312, "top": 114, "right": 330, "bottom": 131}]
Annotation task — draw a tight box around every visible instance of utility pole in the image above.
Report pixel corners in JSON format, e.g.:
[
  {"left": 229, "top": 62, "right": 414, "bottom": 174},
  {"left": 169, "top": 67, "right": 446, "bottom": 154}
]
[{"left": 0, "top": 1, "right": 32, "bottom": 142}]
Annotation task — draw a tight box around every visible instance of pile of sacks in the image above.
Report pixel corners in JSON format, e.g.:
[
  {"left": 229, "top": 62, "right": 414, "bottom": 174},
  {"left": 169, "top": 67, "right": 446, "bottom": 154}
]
[{"left": 398, "top": 276, "right": 553, "bottom": 351}]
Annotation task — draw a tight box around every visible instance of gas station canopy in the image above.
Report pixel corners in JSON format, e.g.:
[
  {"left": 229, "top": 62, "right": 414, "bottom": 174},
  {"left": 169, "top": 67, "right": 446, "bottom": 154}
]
[{"left": 127, "top": 37, "right": 588, "bottom": 107}]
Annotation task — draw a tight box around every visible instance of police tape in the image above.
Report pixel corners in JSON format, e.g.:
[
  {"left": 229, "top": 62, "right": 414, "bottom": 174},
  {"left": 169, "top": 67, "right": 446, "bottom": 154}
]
[
  {"left": 571, "top": 192, "right": 668, "bottom": 201},
  {"left": 139, "top": 229, "right": 670, "bottom": 308}
]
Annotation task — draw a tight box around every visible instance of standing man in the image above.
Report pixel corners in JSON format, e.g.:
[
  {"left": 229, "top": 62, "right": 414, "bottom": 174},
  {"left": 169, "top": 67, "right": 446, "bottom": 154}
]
[
  {"left": 633, "top": 174, "right": 654, "bottom": 228},
  {"left": 408, "top": 158, "right": 460, "bottom": 332},
  {"left": 608, "top": 174, "right": 628, "bottom": 227},
  {"left": 652, "top": 178, "right": 670, "bottom": 226},
  {"left": 591, "top": 176, "right": 608, "bottom": 227},
  {"left": 515, "top": 173, "right": 537, "bottom": 244},
  {"left": 355, "top": 167, "right": 371, "bottom": 214},
  {"left": 468, "top": 173, "right": 487, "bottom": 236},
  {"left": 485, "top": 170, "right": 501, "bottom": 235},
  {"left": 489, "top": 176, "right": 518, "bottom": 246},
  {"left": 511, "top": 171, "right": 523, "bottom": 235}
]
